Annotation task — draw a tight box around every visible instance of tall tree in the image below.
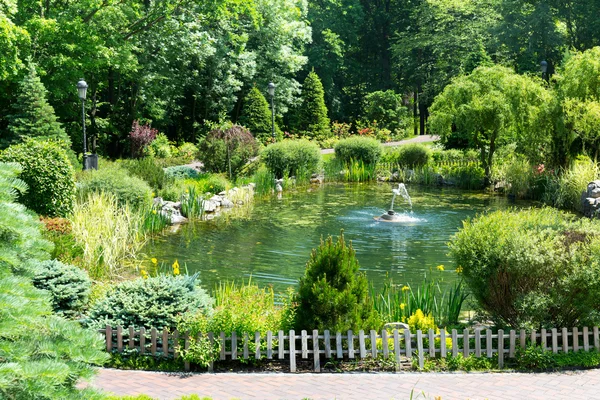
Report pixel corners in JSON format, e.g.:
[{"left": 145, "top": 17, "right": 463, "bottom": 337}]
[
  {"left": 239, "top": 86, "right": 279, "bottom": 144},
  {"left": 3, "top": 63, "right": 70, "bottom": 149},
  {"left": 296, "top": 71, "right": 331, "bottom": 139}
]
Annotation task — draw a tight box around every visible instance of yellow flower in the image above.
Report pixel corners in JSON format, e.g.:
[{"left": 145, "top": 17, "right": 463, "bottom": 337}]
[
  {"left": 151, "top": 258, "right": 158, "bottom": 265},
  {"left": 185, "top": 189, "right": 189, "bottom": 194},
  {"left": 209, "top": 185, "right": 213, "bottom": 189},
  {"left": 400, "top": 303, "right": 406, "bottom": 310},
  {"left": 401, "top": 285, "right": 410, "bottom": 292},
  {"left": 141, "top": 269, "right": 149, "bottom": 279},
  {"left": 151, "top": 192, "right": 155, "bottom": 197},
  {"left": 172, "top": 259, "right": 180, "bottom": 276},
  {"left": 436, "top": 265, "right": 445, "bottom": 271},
  {"left": 152, "top": 210, "right": 157, "bottom": 215},
  {"left": 456, "top": 266, "right": 463, "bottom": 274}
]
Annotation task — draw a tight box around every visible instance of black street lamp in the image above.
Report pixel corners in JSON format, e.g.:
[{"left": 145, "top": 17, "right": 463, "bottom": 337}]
[
  {"left": 540, "top": 60, "right": 548, "bottom": 82},
  {"left": 77, "top": 78, "right": 89, "bottom": 170},
  {"left": 268, "top": 82, "right": 276, "bottom": 141}
]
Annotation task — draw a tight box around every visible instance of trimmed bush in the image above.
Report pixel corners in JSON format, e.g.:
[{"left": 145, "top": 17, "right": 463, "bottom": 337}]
[
  {"left": 294, "top": 232, "right": 381, "bottom": 332},
  {"left": 334, "top": 136, "right": 382, "bottom": 166},
  {"left": 198, "top": 125, "right": 259, "bottom": 179},
  {"left": 31, "top": 259, "right": 91, "bottom": 317},
  {"left": 450, "top": 208, "right": 600, "bottom": 328},
  {"left": 239, "top": 87, "right": 280, "bottom": 143},
  {"left": 261, "top": 139, "right": 322, "bottom": 179},
  {"left": 388, "top": 143, "right": 432, "bottom": 168},
  {"left": 297, "top": 71, "right": 331, "bottom": 139},
  {"left": 77, "top": 166, "right": 153, "bottom": 209},
  {"left": 0, "top": 139, "right": 75, "bottom": 217},
  {"left": 164, "top": 165, "right": 199, "bottom": 181},
  {"left": 84, "top": 274, "right": 213, "bottom": 330}
]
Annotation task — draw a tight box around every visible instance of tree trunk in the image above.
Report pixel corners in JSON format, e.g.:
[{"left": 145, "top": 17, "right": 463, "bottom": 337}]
[{"left": 413, "top": 90, "right": 418, "bottom": 137}]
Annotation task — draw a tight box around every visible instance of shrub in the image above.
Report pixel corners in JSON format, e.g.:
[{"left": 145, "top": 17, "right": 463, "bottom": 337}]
[
  {"left": 31, "top": 259, "right": 91, "bottom": 317},
  {"left": 84, "top": 274, "right": 213, "bottom": 330},
  {"left": 239, "top": 86, "right": 280, "bottom": 144},
  {"left": 129, "top": 121, "right": 158, "bottom": 158},
  {"left": 120, "top": 157, "right": 168, "bottom": 190},
  {"left": 549, "top": 157, "right": 599, "bottom": 212},
  {"left": 77, "top": 166, "right": 153, "bottom": 209},
  {"left": 146, "top": 133, "right": 172, "bottom": 158},
  {"left": 164, "top": 165, "right": 199, "bottom": 181},
  {"left": 294, "top": 232, "right": 381, "bottom": 332},
  {"left": 71, "top": 192, "right": 145, "bottom": 280},
  {"left": 296, "top": 71, "right": 331, "bottom": 139},
  {"left": 388, "top": 144, "right": 432, "bottom": 168},
  {"left": 177, "top": 142, "right": 199, "bottom": 161},
  {"left": 334, "top": 136, "right": 383, "bottom": 166},
  {"left": 0, "top": 139, "right": 75, "bottom": 217},
  {"left": 261, "top": 139, "right": 322, "bottom": 179},
  {"left": 362, "top": 90, "right": 408, "bottom": 135},
  {"left": 450, "top": 207, "right": 600, "bottom": 328},
  {"left": 198, "top": 125, "right": 259, "bottom": 179}
]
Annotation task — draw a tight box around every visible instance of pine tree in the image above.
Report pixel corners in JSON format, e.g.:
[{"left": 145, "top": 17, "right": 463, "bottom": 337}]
[
  {"left": 3, "top": 63, "right": 70, "bottom": 149},
  {"left": 239, "top": 86, "right": 280, "bottom": 144},
  {"left": 297, "top": 71, "right": 331, "bottom": 139},
  {"left": 294, "top": 231, "right": 381, "bottom": 332}
]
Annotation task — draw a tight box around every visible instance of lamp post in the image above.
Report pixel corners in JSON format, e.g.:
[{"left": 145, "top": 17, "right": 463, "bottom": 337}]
[
  {"left": 77, "top": 78, "right": 88, "bottom": 170},
  {"left": 268, "top": 82, "right": 276, "bottom": 141},
  {"left": 540, "top": 60, "right": 548, "bottom": 82}
]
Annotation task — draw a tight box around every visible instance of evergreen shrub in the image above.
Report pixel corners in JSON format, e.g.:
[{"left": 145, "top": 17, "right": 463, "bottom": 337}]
[
  {"left": 294, "top": 232, "right": 381, "bottom": 332},
  {"left": 261, "top": 139, "right": 322, "bottom": 179},
  {"left": 197, "top": 125, "right": 259, "bottom": 179},
  {"left": 31, "top": 259, "right": 91, "bottom": 317},
  {"left": 77, "top": 166, "right": 153, "bottom": 209},
  {"left": 147, "top": 133, "right": 172, "bottom": 158},
  {"left": 84, "top": 274, "right": 213, "bottom": 330},
  {"left": 239, "top": 87, "right": 280, "bottom": 143},
  {"left": 0, "top": 139, "right": 75, "bottom": 217},
  {"left": 450, "top": 207, "right": 600, "bottom": 328},
  {"left": 297, "top": 71, "right": 331, "bottom": 139},
  {"left": 334, "top": 136, "right": 382, "bottom": 166},
  {"left": 164, "top": 165, "right": 199, "bottom": 181}
]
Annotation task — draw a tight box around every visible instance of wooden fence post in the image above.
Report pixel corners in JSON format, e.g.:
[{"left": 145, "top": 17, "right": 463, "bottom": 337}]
[
  {"left": 313, "top": 330, "right": 320, "bottom": 372},
  {"left": 232, "top": 332, "right": 237, "bottom": 360},
  {"left": 393, "top": 329, "right": 400, "bottom": 372},
  {"left": 416, "top": 330, "right": 424, "bottom": 370},
  {"left": 289, "top": 330, "right": 296, "bottom": 372},
  {"left": 105, "top": 326, "right": 112, "bottom": 352},
  {"left": 117, "top": 326, "right": 123, "bottom": 352},
  {"left": 359, "top": 330, "right": 366, "bottom": 359},
  {"left": 463, "top": 329, "right": 470, "bottom": 358},
  {"left": 498, "top": 329, "right": 504, "bottom": 368},
  {"left": 128, "top": 326, "right": 135, "bottom": 350},
  {"left": 324, "top": 330, "right": 331, "bottom": 359},
  {"left": 208, "top": 332, "right": 214, "bottom": 372}
]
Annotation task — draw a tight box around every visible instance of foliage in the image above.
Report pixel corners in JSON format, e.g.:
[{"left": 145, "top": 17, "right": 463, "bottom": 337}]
[
  {"left": 31, "top": 259, "right": 91, "bottom": 317},
  {"left": 0, "top": 139, "right": 75, "bottom": 217},
  {"left": 239, "top": 87, "right": 280, "bottom": 144},
  {"left": 198, "top": 125, "right": 259, "bottom": 179},
  {"left": 429, "top": 65, "right": 553, "bottom": 185},
  {"left": 334, "top": 136, "right": 383, "bottom": 166},
  {"left": 250, "top": 165, "right": 276, "bottom": 195},
  {"left": 77, "top": 166, "right": 153, "bottom": 210},
  {"left": 385, "top": 144, "right": 432, "bottom": 168},
  {"left": 546, "top": 158, "right": 599, "bottom": 213},
  {"left": 294, "top": 232, "right": 380, "bottom": 332},
  {"left": 176, "top": 143, "right": 199, "bottom": 162},
  {"left": 104, "top": 350, "right": 184, "bottom": 372},
  {"left": 492, "top": 151, "right": 535, "bottom": 199},
  {"left": 71, "top": 192, "right": 145, "bottom": 280},
  {"left": 164, "top": 165, "right": 199, "bottom": 181},
  {"left": 261, "top": 139, "right": 322, "bottom": 180},
  {"left": 296, "top": 71, "right": 331, "bottom": 139},
  {"left": 129, "top": 121, "right": 158, "bottom": 158},
  {"left": 324, "top": 157, "right": 377, "bottom": 182},
  {"left": 450, "top": 207, "right": 600, "bottom": 328},
  {"left": 515, "top": 347, "right": 600, "bottom": 371},
  {"left": 146, "top": 133, "right": 172, "bottom": 159},
  {"left": 2, "top": 63, "right": 70, "bottom": 149},
  {"left": 84, "top": 273, "right": 213, "bottom": 330},
  {"left": 119, "top": 157, "right": 168, "bottom": 191},
  {"left": 362, "top": 90, "right": 408, "bottom": 135}
]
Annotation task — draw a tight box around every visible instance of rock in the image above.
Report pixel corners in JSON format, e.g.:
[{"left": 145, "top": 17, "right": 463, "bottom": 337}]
[
  {"left": 236, "top": 200, "right": 244, "bottom": 205},
  {"left": 209, "top": 195, "right": 223, "bottom": 206},
  {"left": 170, "top": 214, "right": 188, "bottom": 224},
  {"left": 592, "top": 188, "right": 600, "bottom": 198},
  {"left": 204, "top": 201, "right": 217, "bottom": 213},
  {"left": 218, "top": 191, "right": 227, "bottom": 196},
  {"left": 247, "top": 183, "right": 256, "bottom": 189},
  {"left": 275, "top": 183, "right": 283, "bottom": 193},
  {"left": 221, "top": 198, "right": 234, "bottom": 208}
]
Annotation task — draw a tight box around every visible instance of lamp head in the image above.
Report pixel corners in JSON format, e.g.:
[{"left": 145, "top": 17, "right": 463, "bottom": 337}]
[
  {"left": 267, "top": 82, "right": 275, "bottom": 97},
  {"left": 77, "top": 78, "right": 88, "bottom": 100}
]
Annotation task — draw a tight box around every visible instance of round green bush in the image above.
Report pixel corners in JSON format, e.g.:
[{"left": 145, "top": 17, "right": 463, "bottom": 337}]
[
  {"left": 334, "top": 136, "right": 382, "bottom": 166},
  {"left": 78, "top": 166, "right": 153, "bottom": 209},
  {"left": 84, "top": 274, "right": 214, "bottom": 330},
  {"left": 146, "top": 133, "right": 172, "bottom": 158},
  {"left": 391, "top": 143, "right": 432, "bottom": 168},
  {"left": 31, "top": 259, "right": 91, "bottom": 317},
  {"left": 450, "top": 208, "right": 600, "bottom": 328},
  {"left": 0, "top": 139, "right": 75, "bottom": 217},
  {"left": 261, "top": 139, "right": 322, "bottom": 179}
]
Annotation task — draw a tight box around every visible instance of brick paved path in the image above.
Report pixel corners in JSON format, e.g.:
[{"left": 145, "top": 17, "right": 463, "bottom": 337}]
[{"left": 87, "top": 368, "right": 600, "bottom": 399}]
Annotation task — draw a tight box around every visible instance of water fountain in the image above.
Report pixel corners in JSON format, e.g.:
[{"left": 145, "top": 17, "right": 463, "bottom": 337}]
[{"left": 377, "top": 183, "right": 416, "bottom": 222}]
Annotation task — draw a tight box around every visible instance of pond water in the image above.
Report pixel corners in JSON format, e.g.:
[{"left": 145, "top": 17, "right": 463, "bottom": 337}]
[{"left": 145, "top": 183, "right": 523, "bottom": 292}]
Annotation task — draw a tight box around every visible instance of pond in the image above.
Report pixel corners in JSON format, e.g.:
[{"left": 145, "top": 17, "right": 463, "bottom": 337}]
[{"left": 145, "top": 183, "right": 524, "bottom": 292}]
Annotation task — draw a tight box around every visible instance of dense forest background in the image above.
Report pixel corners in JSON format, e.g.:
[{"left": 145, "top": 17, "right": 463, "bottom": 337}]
[{"left": 1, "top": 0, "right": 599, "bottom": 157}]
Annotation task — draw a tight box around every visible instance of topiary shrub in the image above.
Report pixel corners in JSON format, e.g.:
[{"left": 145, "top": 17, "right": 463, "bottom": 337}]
[
  {"left": 31, "top": 259, "right": 91, "bottom": 317},
  {"left": 261, "top": 139, "right": 322, "bottom": 179},
  {"left": 389, "top": 143, "right": 432, "bottom": 168},
  {"left": 294, "top": 231, "right": 381, "bottom": 332},
  {"left": 450, "top": 207, "right": 600, "bottom": 328},
  {"left": 334, "top": 136, "right": 382, "bottom": 166},
  {"left": 0, "top": 139, "right": 75, "bottom": 217},
  {"left": 164, "top": 165, "right": 199, "bottom": 181},
  {"left": 84, "top": 274, "right": 214, "bottom": 330},
  {"left": 296, "top": 71, "right": 331, "bottom": 139},
  {"left": 77, "top": 166, "right": 153, "bottom": 209},
  {"left": 239, "top": 86, "right": 281, "bottom": 144},
  {"left": 197, "top": 125, "right": 259, "bottom": 179}
]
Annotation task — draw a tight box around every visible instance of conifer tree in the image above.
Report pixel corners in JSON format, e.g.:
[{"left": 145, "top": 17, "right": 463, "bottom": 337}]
[
  {"left": 239, "top": 86, "right": 280, "bottom": 144},
  {"left": 297, "top": 71, "right": 331, "bottom": 139},
  {"left": 3, "top": 63, "right": 70, "bottom": 149},
  {"left": 294, "top": 231, "right": 381, "bottom": 332}
]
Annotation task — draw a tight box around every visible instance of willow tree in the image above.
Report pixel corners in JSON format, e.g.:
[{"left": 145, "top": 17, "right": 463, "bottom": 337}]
[{"left": 429, "top": 65, "right": 553, "bottom": 185}]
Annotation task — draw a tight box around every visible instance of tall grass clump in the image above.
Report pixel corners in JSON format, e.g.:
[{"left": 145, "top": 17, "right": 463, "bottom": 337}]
[
  {"left": 250, "top": 165, "right": 276, "bottom": 195},
  {"left": 140, "top": 202, "right": 171, "bottom": 234},
  {"left": 180, "top": 185, "right": 204, "bottom": 219},
  {"left": 548, "top": 157, "right": 599, "bottom": 212},
  {"left": 261, "top": 139, "right": 321, "bottom": 181},
  {"left": 71, "top": 192, "right": 145, "bottom": 280},
  {"left": 325, "top": 157, "right": 377, "bottom": 182}
]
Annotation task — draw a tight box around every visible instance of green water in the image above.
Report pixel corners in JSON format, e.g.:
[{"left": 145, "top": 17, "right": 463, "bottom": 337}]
[{"left": 145, "top": 183, "right": 522, "bottom": 292}]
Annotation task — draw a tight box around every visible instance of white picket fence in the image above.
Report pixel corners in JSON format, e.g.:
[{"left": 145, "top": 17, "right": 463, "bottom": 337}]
[{"left": 100, "top": 325, "right": 600, "bottom": 372}]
